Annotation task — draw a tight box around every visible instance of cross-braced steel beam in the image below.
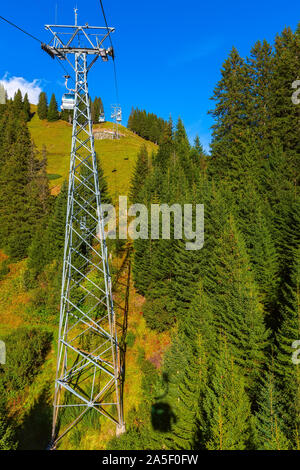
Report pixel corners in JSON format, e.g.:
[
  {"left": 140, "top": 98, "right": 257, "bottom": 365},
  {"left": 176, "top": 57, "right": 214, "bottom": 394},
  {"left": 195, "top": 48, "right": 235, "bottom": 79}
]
[{"left": 47, "top": 13, "right": 124, "bottom": 448}]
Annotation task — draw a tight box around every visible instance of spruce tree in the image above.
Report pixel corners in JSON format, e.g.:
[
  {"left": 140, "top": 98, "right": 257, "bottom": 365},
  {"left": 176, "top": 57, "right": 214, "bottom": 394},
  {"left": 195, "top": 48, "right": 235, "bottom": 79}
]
[
  {"left": 254, "top": 367, "right": 289, "bottom": 450},
  {"left": 91, "top": 97, "right": 104, "bottom": 123},
  {"left": 97, "top": 156, "right": 111, "bottom": 205},
  {"left": 23, "top": 93, "right": 31, "bottom": 122},
  {"left": 13, "top": 89, "right": 23, "bottom": 114},
  {"left": 203, "top": 335, "right": 251, "bottom": 450},
  {"left": 205, "top": 215, "right": 268, "bottom": 397},
  {"left": 47, "top": 93, "right": 59, "bottom": 122},
  {"left": 46, "top": 181, "right": 68, "bottom": 262},
  {"left": 160, "top": 284, "right": 214, "bottom": 449},
  {"left": 0, "top": 111, "right": 32, "bottom": 259},
  {"left": 27, "top": 142, "right": 51, "bottom": 229},
  {"left": 129, "top": 145, "right": 149, "bottom": 203},
  {"left": 209, "top": 47, "right": 251, "bottom": 180},
  {"left": 37, "top": 92, "right": 48, "bottom": 120},
  {"left": 275, "top": 247, "right": 300, "bottom": 447},
  {"left": 270, "top": 27, "right": 300, "bottom": 159},
  {"left": 233, "top": 181, "right": 279, "bottom": 316},
  {"left": 247, "top": 40, "right": 274, "bottom": 152}
]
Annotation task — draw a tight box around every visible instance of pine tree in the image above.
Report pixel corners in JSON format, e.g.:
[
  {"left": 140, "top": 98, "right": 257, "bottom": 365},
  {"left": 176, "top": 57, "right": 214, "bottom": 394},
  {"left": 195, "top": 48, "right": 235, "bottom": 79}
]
[
  {"left": 209, "top": 47, "right": 251, "bottom": 180},
  {"left": 23, "top": 93, "right": 31, "bottom": 122},
  {"left": 234, "top": 181, "right": 279, "bottom": 316},
  {"left": 47, "top": 93, "right": 59, "bottom": 122},
  {"left": 0, "top": 111, "right": 32, "bottom": 259},
  {"left": 169, "top": 183, "right": 229, "bottom": 322},
  {"left": 153, "top": 117, "right": 174, "bottom": 171},
  {"left": 174, "top": 118, "right": 192, "bottom": 183},
  {"left": 247, "top": 39, "right": 274, "bottom": 154},
  {"left": 13, "top": 89, "right": 23, "bottom": 114},
  {"left": 46, "top": 181, "right": 68, "bottom": 262},
  {"left": 26, "top": 142, "right": 51, "bottom": 228},
  {"left": 275, "top": 247, "right": 300, "bottom": 447},
  {"left": 37, "top": 92, "right": 48, "bottom": 119},
  {"left": 174, "top": 117, "right": 190, "bottom": 157},
  {"left": 26, "top": 222, "right": 48, "bottom": 284},
  {"left": 254, "top": 367, "right": 289, "bottom": 450},
  {"left": 160, "top": 284, "right": 214, "bottom": 449},
  {"left": 129, "top": 145, "right": 149, "bottom": 203},
  {"left": 127, "top": 107, "right": 167, "bottom": 144},
  {"left": 203, "top": 335, "right": 251, "bottom": 450},
  {"left": 205, "top": 215, "right": 268, "bottom": 397},
  {"left": 270, "top": 27, "right": 300, "bottom": 160},
  {"left": 91, "top": 96, "right": 104, "bottom": 123},
  {"left": 97, "top": 156, "right": 111, "bottom": 205}
]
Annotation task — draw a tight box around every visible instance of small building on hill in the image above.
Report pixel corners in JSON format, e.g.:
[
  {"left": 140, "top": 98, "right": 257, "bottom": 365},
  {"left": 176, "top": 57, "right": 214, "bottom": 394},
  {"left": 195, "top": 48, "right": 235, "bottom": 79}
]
[{"left": 93, "top": 128, "right": 124, "bottom": 140}]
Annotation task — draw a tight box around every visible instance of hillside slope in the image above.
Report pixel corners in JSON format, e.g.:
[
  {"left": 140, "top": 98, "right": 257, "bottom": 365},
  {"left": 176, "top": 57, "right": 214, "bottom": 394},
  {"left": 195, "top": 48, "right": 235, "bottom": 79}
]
[
  {"left": 0, "top": 110, "right": 163, "bottom": 449},
  {"left": 28, "top": 107, "right": 157, "bottom": 199}
]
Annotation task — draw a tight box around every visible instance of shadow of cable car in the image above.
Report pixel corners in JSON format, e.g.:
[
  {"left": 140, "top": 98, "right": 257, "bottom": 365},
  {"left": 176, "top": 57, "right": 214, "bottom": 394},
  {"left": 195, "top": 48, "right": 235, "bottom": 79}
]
[
  {"left": 151, "top": 372, "right": 176, "bottom": 432},
  {"left": 151, "top": 402, "right": 177, "bottom": 432}
]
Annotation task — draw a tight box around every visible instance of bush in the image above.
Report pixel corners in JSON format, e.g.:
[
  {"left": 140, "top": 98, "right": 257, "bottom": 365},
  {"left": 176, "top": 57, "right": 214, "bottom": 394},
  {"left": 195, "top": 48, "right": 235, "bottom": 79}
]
[
  {"left": 0, "top": 259, "right": 10, "bottom": 281},
  {"left": 143, "top": 297, "right": 175, "bottom": 332},
  {"left": 0, "top": 411, "right": 17, "bottom": 450},
  {"left": 1, "top": 327, "right": 52, "bottom": 392}
]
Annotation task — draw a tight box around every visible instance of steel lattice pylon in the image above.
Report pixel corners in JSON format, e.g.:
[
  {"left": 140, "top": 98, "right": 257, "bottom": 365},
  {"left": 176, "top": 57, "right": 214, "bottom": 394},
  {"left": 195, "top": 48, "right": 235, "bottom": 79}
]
[{"left": 44, "top": 13, "right": 125, "bottom": 448}]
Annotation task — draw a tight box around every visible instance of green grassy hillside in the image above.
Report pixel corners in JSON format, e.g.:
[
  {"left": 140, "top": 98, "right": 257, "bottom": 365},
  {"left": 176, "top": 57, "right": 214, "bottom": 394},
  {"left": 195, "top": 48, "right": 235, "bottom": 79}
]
[{"left": 28, "top": 106, "right": 157, "bottom": 199}]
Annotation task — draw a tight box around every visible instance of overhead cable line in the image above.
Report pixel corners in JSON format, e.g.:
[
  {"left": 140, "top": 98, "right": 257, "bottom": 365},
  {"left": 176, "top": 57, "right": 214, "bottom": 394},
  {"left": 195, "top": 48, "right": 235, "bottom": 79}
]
[
  {"left": 0, "top": 13, "right": 75, "bottom": 84},
  {"left": 0, "top": 14, "right": 42, "bottom": 43},
  {"left": 54, "top": 57, "right": 75, "bottom": 84},
  {"left": 99, "top": 0, "right": 113, "bottom": 49},
  {"left": 98, "top": 0, "right": 120, "bottom": 103}
]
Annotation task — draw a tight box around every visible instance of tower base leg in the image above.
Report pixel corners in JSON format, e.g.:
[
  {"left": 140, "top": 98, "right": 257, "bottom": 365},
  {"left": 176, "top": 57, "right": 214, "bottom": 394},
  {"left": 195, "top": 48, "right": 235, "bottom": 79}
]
[{"left": 116, "top": 423, "right": 126, "bottom": 437}]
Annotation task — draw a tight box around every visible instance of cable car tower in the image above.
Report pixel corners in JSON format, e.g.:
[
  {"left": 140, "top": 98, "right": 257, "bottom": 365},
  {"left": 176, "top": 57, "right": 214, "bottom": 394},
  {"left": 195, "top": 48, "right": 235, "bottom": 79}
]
[
  {"left": 43, "top": 9, "right": 125, "bottom": 448},
  {"left": 111, "top": 104, "right": 122, "bottom": 139}
]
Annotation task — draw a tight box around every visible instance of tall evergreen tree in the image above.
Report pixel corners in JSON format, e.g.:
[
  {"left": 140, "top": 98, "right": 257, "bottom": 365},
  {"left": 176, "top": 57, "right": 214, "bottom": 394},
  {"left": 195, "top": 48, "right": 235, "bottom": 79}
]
[
  {"left": 209, "top": 47, "right": 251, "bottom": 179},
  {"left": 270, "top": 27, "right": 300, "bottom": 160},
  {"left": 275, "top": 247, "right": 300, "bottom": 447},
  {"left": 47, "top": 93, "right": 59, "bottom": 122},
  {"left": 160, "top": 284, "right": 214, "bottom": 449},
  {"left": 205, "top": 215, "right": 268, "bottom": 397},
  {"left": 13, "top": 89, "right": 23, "bottom": 114},
  {"left": 0, "top": 111, "right": 32, "bottom": 259},
  {"left": 203, "top": 335, "right": 251, "bottom": 450},
  {"left": 46, "top": 181, "right": 68, "bottom": 263},
  {"left": 254, "top": 367, "right": 289, "bottom": 450},
  {"left": 37, "top": 92, "right": 48, "bottom": 120},
  {"left": 23, "top": 93, "right": 31, "bottom": 122},
  {"left": 129, "top": 145, "right": 149, "bottom": 203}
]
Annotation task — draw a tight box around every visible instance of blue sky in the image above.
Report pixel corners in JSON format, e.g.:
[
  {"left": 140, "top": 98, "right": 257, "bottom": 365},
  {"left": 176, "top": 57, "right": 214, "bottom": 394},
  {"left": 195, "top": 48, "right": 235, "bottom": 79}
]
[{"left": 0, "top": 0, "right": 299, "bottom": 151}]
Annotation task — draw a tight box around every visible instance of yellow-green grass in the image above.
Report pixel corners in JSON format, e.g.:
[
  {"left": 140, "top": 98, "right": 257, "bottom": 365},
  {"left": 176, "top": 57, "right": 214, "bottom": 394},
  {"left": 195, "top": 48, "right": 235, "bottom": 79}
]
[{"left": 28, "top": 107, "right": 157, "bottom": 200}]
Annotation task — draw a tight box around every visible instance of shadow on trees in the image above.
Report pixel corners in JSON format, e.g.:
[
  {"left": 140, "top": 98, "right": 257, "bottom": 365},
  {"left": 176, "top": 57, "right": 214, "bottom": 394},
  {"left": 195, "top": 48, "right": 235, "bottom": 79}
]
[
  {"left": 151, "top": 373, "right": 177, "bottom": 432},
  {"left": 16, "top": 389, "right": 52, "bottom": 450}
]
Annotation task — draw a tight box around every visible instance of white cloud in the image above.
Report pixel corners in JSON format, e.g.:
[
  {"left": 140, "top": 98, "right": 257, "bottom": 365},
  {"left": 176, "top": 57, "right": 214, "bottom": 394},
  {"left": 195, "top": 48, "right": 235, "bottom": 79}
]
[{"left": 0, "top": 74, "right": 42, "bottom": 104}]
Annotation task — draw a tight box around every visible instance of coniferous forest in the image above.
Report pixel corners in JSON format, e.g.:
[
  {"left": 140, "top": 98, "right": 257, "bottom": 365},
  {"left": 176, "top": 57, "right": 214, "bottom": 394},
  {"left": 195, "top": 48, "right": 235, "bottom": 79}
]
[
  {"left": 0, "top": 19, "right": 299, "bottom": 452},
  {"left": 112, "top": 25, "right": 300, "bottom": 450}
]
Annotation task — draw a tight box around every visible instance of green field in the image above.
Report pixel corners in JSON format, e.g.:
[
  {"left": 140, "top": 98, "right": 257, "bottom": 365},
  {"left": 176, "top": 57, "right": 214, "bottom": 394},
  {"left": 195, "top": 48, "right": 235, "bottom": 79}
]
[{"left": 28, "top": 107, "right": 157, "bottom": 200}]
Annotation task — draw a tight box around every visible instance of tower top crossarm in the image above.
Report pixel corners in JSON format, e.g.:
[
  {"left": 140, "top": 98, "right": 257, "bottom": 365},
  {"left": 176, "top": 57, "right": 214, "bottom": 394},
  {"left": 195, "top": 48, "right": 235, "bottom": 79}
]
[
  {"left": 44, "top": 23, "right": 115, "bottom": 54},
  {"left": 43, "top": 13, "right": 115, "bottom": 68}
]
